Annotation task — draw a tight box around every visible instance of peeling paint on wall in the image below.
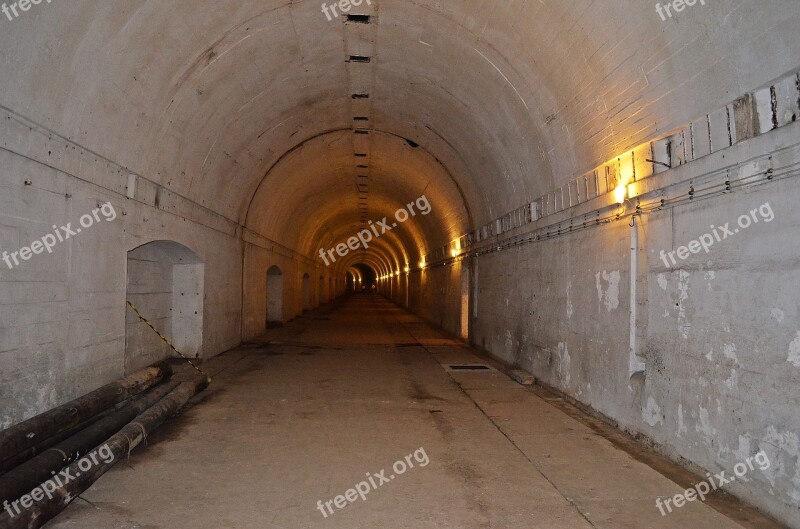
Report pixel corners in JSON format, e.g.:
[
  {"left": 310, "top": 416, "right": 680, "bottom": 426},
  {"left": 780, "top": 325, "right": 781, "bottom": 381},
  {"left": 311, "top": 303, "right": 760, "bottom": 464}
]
[
  {"left": 555, "top": 342, "right": 571, "bottom": 387},
  {"left": 788, "top": 331, "right": 800, "bottom": 367},
  {"left": 761, "top": 427, "right": 800, "bottom": 503},
  {"left": 723, "top": 343, "right": 738, "bottom": 362},
  {"left": 704, "top": 270, "right": 716, "bottom": 291},
  {"left": 643, "top": 396, "right": 663, "bottom": 427},
  {"left": 725, "top": 369, "right": 739, "bottom": 390},
  {"left": 677, "top": 270, "right": 691, "bottom": 339},
  {"left": 697, "top": 406, "right": 717, "bottom": 442},
  {"left": 595, "top": 270, "right": 620, "bottom": 311},
  {"left": 677, "top": 404, "right": 688, "bottom": 436},
  {"left": 731, "top": 435, "right": 752, "bottom": 466},
  {"left": 566, "top": 281, "right": 574, "bottom": 319}
]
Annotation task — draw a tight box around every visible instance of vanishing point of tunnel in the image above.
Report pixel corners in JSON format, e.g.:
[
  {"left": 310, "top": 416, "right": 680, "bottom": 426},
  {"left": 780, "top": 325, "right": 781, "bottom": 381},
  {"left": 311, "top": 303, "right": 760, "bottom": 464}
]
[{"left": 1, "top": 1, "right": 800, "bottom": 528}]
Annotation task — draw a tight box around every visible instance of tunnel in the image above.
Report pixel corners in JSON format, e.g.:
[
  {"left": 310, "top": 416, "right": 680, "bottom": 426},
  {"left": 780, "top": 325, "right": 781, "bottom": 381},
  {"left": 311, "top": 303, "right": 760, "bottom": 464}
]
[{"left": 1, "top": 1, "right": 800, "bottom": 528}]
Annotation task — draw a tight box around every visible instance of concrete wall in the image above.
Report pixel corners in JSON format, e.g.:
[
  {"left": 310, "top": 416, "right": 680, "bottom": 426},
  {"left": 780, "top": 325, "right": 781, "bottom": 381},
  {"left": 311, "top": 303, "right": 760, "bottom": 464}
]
[
  {"left": 172, "top": 262, "right": 205, "bottom": 358},
  {"left": 0, "top": 124, "right": 243, "bottom": 430},
  {"left": 0, "top": 112, "right": 345, "bottom": 426},
  {"left": 402, "top": 264, "right": 466, "bottom": 340},
  {"left": 465, "top": 125, "right": 800, "bottom": 526},
  {"left": 125, "top": 245, "right": 174, "bottom": 372}
]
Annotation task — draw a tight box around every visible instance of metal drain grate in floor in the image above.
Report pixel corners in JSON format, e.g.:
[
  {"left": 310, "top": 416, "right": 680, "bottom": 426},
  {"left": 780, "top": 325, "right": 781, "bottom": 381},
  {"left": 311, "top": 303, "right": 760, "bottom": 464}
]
[{"left": 449, "top": 364, "right": 491, "bottom": 371}]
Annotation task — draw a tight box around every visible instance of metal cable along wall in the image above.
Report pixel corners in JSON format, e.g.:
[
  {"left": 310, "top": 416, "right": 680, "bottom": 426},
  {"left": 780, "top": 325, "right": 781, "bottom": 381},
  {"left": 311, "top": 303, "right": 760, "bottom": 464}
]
[
  {"left": 423, "top": 69, "right": 800, "bottom": 268},
  {"left": 427, "top": 142, "right": 800, "bottom": 267}
]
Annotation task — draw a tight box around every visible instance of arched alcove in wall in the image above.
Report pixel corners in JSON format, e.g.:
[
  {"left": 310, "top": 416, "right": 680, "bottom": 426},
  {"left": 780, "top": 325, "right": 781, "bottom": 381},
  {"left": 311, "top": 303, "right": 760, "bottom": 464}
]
[{"left": 125, "top": 240, "right": 204, "bottom": 373}]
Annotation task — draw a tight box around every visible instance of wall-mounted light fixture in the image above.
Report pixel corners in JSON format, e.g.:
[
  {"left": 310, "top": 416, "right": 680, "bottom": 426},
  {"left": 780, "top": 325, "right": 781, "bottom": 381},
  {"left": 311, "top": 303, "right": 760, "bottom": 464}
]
[
  {"left": 616, "top": 155, "right": 634, "bottom": 204},
  {"left": 614, "top": 184, "right": 628, "bottom": 204}
]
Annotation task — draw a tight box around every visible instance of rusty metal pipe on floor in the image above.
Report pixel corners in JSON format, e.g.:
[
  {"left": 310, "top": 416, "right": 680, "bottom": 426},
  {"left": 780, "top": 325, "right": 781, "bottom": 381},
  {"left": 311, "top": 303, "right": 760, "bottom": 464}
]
[
  {"left": 0, "top": 362, "right": 172, "bottom": 469},
  {"left": 0, "top": 373, "right": 210, "bottom": 529},
  {"left": 0, "top": 378, "right": 182, "bottom": 505}
]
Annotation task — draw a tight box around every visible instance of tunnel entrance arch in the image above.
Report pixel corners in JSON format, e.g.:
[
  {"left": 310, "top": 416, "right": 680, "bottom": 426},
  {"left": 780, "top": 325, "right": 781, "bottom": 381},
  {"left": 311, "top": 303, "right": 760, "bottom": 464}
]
[
  {"left": 125, "top": 241, "right": 204, "bottom": 374},
  {"left": 266, "top": 266, "right": 284, "bottom": 325}
]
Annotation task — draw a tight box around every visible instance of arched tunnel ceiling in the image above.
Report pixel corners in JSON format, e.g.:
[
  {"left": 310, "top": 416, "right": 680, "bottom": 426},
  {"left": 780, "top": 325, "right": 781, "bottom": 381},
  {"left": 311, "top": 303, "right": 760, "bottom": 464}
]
[
  {"left": 245, "top": 130, "right": 469, "bottom": 266},
  {"left": 1, "top": 0, "right": 798, "bottom": 265}
]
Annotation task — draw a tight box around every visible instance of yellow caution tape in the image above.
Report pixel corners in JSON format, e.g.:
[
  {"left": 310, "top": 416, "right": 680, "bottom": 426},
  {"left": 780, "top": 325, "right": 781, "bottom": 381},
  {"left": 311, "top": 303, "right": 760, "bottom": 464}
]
[{"left": 126, "top": 300, "right": 210, "bottom": 380}]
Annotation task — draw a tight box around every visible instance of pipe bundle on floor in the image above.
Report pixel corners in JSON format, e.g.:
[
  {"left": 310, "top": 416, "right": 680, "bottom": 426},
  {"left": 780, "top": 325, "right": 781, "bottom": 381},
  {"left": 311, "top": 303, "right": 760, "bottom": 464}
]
[
  {"left": 0, "top": 373, "right": 211, "bottom": 529},
  {"left": 0, "top": 362, "right": 171, "bottom": 470},
  {"left": 0, "top": 378, "right": 182, "bottom": 504},
  {"left": 0, "top": 416, "right": 109, "bottom": 476}
]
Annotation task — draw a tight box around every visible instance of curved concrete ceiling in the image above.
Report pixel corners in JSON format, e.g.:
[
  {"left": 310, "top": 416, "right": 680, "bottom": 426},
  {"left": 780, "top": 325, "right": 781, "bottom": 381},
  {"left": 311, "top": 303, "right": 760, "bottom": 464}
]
[
  {"left": 1, "top": 1, "right": 798, "bottom": 272},
  {"left": 245, "top": 131, "right": 469, "bottom": 268}
]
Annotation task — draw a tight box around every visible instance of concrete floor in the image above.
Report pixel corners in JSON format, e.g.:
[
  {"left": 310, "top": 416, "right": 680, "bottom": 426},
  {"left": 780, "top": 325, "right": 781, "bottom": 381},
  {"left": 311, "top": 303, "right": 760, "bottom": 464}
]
[{"left": 45, "top": 295, "right": 770, "bottom": 529}]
